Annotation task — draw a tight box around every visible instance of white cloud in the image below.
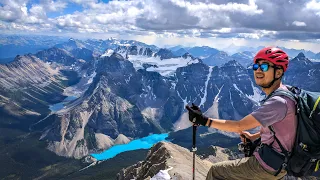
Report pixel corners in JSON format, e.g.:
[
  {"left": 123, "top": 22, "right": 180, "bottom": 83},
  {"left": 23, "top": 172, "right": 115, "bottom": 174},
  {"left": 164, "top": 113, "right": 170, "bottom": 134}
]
[
  {"left": 0, "top": 0, "right": 67, "bottom": 25},
  {"left": 41, "top": 0, "right": 67, "bottom": 12},
  {"left": 0, "top": 21, "right": 6, "bottom": 28},
  {"left": 305, "top": 0, "right": 320, "bottom": 12},
  {"left": 178, "top": 0, "right": 263, "bottom": 15},
  {"left": 30, "top": 5, "right": 46, "bottom": 18},
  {"left": 1, "top": 0, "right": 320, "bottom": 48},
  {"left": 0, "top": 0, "right": 28, "bottom": 22},
  {"left": 238, "top": 33, "right": 260, "bottom": 39},
  {"left": 292, "top": 21, "right": 307, "bottom": 27},
  {"left": 212, "top": 28, "right": 232, "bottom": 33},
  {"left": 56, "top": 14, "right": 82, "bottom": 28},
  {"left": 10, "top": 22, "right": 37, "bottom": 31},
  {"left": 305, "top": 0, "right": 320, "bottom": 16},
  {"left": 69, "top": 0, "right": 97, "bottom": 4}
]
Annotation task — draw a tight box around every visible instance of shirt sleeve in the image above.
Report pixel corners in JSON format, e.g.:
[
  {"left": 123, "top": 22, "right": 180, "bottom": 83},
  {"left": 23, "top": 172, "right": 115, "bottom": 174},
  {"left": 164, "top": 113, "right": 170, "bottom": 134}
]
[{"left": 251, "top": 96, "right": 288, "bottom": 127}]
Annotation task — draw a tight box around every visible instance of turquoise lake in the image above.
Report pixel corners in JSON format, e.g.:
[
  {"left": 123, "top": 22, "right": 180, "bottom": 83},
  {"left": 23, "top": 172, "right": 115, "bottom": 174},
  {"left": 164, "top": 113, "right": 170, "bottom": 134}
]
[
  {"left": 91, "top": 133, "right": 169, "bottom": 161},
  {"left": 49, "top": 96, "right": 77, "bottom": 112}
]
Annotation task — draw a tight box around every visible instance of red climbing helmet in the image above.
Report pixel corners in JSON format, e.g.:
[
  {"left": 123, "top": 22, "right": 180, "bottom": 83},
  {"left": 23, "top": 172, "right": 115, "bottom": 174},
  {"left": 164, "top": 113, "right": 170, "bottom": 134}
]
[{"left": 253, "top": 47, "right": 289, "bottom": 72}]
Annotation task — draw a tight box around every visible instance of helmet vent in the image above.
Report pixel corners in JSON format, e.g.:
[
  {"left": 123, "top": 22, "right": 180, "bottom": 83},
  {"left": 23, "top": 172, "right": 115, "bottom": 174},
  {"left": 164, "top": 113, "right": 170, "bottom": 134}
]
[
  {"left": 275, "top": 51, "right": 284, "bottom": 54},
  {"left": 269, "top": 55, "right": 278, "bottom": 59},
  {"left": 265, "top": 49, "right": 272, "bottom": 54}
]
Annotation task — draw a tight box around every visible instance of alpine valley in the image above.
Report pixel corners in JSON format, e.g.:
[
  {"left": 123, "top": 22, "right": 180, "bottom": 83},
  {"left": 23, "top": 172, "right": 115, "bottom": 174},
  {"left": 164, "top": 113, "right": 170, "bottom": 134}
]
[{"left": 0, "top": 35, "right": 319, "bottom": 179}]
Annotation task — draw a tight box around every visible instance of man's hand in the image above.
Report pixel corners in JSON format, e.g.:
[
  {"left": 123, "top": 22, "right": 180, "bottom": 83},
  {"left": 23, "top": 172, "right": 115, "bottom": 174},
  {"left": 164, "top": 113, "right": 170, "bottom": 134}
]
[
  {"left": 240, "top": 131, "right": 260, "bottom": 142},
  {"left": 185, "top": 103, "right": 208, "bottom": 126}
]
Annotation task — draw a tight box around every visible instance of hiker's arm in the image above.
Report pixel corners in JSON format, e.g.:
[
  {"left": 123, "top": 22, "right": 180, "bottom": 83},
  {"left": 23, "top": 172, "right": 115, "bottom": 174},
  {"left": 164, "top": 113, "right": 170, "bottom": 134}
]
[{"left": 205, "top": 114, "right": 261, "bottom": 133}]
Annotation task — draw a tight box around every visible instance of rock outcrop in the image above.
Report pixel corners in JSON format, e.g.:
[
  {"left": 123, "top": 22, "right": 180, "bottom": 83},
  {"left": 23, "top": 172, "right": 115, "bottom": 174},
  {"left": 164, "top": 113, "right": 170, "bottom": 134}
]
[
  {"left": 117, "top": 141, "right": 215, "bottom": 180},
  {"left": 117, "top": 141, "right": 319, "bottom": 180}
]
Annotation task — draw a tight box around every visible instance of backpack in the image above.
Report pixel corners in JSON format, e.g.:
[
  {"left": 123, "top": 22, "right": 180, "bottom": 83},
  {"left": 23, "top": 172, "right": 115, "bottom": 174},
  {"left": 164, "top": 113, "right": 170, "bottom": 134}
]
[{"left": 265, "top": 85, "right": 320, "bottom": 177}]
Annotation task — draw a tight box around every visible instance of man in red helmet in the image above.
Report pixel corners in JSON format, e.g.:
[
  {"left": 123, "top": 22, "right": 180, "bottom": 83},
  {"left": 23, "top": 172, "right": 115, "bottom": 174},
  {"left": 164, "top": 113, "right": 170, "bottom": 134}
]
[{"left": 186, "top": 47, "right": 297, "bottom": 179}]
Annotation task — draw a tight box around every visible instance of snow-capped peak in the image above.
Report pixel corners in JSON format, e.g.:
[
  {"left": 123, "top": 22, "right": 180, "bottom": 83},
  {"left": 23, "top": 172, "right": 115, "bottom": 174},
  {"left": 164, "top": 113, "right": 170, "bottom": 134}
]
[
  {"left": 101, "top": 49, "right": 114, "bottom": 57},
  {"left": 127, "top": 55, "right": 200, "bottom": 77}
]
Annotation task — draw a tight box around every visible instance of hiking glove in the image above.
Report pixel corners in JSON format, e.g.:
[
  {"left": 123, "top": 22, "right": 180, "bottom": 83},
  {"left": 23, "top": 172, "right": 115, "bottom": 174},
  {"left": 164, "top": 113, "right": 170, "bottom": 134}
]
[{"left": 185, "top": 103, "right": 208, "bottom": 126}]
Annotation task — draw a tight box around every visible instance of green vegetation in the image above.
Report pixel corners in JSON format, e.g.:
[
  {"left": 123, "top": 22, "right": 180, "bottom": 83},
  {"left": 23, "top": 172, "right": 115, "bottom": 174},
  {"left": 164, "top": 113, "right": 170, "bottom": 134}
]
[
  {"left": 76, "top": 139, "right": 85, "bottom": 148},
  {"left": 84, "top": 127, "right": 98, "bottom": 150},
  {"left": 0, "top": 125, "right": 148, "bottom": 180},
  {"left": 0, "top": 129, "right": 81, "bottom": 179},
  {"left": 61, "top": 149, "right": 149, "bottom": 180}
]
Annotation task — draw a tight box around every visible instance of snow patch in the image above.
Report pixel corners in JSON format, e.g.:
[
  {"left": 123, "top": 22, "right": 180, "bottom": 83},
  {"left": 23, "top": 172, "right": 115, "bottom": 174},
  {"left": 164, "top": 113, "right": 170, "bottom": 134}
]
[
  {"left": 86, "top": 71, "right": 97, "bottom": 85},
  {"left": 177, "top": 91, "right": 188, "bottom": 107},
  {"left": 229, "top": 89, "right": 242, "bottom": 119},
  {"left": 199, "top": 66, "right": 213, "bottom": 107},
  {"left": 101, "top": 49, "right": 114, "bottom": 57},
  {"left": 308, "top": 69, "right": 315, "bottom": 76},
  {"left": 171, "top": 82, "right": 176, "bottom": 90},
  {"left": 125, "top": 74, "right": 132, "bottom": 84},
  {"left": 127, "top": 55, "right": 199, "bottom": 77},
  {"left": 151, "top": 167, "right": 173, "bottom": 180},
  {"left": 246, "top": 82, "right": 263, "bottom": 103},
  {"left": 204, "top": 85, "right": 224, "bottom": 119}
]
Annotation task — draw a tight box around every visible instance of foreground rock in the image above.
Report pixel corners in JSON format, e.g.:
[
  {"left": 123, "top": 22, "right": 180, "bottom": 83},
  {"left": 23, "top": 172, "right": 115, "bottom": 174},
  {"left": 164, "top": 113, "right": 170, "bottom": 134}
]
[
  {"left": 117, "top": 141, "right": 215, "bottom": 180},
  {"left": 117, "top": 141, "right": 319, "bottom": 180}
]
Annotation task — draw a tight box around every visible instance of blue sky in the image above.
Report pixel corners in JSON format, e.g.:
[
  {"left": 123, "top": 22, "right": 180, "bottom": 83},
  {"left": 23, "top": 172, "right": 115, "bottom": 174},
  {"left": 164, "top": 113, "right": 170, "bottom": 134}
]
[
  {"left": 1, "top": 0, "right": 320, "bottom": 52},
  {"left": 48, "top": 3, "right": 83, "bottom": 18}
]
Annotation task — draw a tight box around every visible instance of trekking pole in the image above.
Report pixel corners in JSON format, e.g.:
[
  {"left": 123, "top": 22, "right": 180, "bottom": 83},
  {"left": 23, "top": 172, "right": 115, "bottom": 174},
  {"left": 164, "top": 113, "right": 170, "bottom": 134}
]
[{"left": 192, "top": 125, "right": 197, "bottom": 180}]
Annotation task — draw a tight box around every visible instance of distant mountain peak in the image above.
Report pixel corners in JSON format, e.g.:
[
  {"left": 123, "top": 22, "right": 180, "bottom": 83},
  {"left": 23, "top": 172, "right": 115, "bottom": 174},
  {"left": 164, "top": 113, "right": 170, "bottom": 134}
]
[
  {"left": 107, "top": 37, "right": 117, "bottom": 41},
  {"left": 290, "top": 52, "right": 313, "bottom": 67},
  {"left": 297, "top": 52, "right": 305, "bottom": 58},
  {"left": 223, "top": 60, "right": 241, "bottom": 67},
  {"left": 155, "top": 48, "right": 175, "bottom": 60},
  {"left": 216, "top": 51, "right": 229, "bottom": 56},
  {"left": 182, "top": 52, "right": 195, "bottom": 59}
]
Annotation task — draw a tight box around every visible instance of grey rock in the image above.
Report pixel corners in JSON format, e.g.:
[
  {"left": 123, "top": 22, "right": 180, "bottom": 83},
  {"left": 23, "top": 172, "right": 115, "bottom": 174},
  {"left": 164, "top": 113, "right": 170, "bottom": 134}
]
[{"left": 117, "top": 142, "right": 213, "bottom": 180}]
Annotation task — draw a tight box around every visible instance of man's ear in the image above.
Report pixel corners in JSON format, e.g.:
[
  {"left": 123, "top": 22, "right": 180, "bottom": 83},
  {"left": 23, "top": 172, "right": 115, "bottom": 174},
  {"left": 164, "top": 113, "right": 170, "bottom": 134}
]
[{"left": 276, "top": 68, "right": 284, "bottom": 78}]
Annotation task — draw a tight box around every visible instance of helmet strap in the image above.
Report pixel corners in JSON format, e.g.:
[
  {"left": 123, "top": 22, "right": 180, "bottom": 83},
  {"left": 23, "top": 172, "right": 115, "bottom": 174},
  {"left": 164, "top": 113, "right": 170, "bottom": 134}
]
[{"left": 260, "top": 68, "right": 281, "bottom": 88}]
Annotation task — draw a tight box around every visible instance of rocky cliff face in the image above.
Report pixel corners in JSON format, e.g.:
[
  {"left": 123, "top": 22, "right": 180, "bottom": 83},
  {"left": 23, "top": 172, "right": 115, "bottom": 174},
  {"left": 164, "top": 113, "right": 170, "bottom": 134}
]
[
  {"left": 35, "top": 47, "right": 78, "bottom": 66},
  {"left": 283, "top": 52, "right": 320, "bottom": 92},
  {"left": 41, "top": 73, "right": 153, "bottom": 158},
  {"left": 231, "top": 51, "right": 255, "bottom": 68},
  {"left": 42, "top": 51, "right": 264, "bottom": 158},
  {"left": 3, "top": 39, "right": 318, "bottom": 162},
  {"left": 115, "top": 45, "right": 154, "bottom": 57},
  {"left": 0, "top": 55, "right": 67, "bottom": 119},
  {"left": 203, "top": 51, "right": 232, "bottom": 67},
  {"left": 174, "top": 60, "right": 261, "bottom": 126}
]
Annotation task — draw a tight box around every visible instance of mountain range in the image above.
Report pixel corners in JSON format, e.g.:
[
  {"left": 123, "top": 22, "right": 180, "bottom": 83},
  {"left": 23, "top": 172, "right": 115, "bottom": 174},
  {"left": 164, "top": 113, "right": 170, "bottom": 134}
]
[{"left": 0, "top": 35, "right": 319, "bottom": 179}]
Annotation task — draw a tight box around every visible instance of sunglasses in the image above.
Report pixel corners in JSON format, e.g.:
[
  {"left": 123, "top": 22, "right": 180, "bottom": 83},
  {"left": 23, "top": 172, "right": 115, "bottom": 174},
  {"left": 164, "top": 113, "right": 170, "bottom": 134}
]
[{"left": 252, "top": 63, "right": 275, "bottom": 72}]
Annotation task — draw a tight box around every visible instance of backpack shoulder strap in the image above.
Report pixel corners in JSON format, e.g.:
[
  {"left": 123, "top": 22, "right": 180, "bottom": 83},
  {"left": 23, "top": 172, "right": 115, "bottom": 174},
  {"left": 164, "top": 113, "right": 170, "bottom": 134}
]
[
  {"left": 265, "top": 87, "right": 297, "bottom": 104},
  {"left": 268, "top": 125, "right": 290, "bottom": 176}
]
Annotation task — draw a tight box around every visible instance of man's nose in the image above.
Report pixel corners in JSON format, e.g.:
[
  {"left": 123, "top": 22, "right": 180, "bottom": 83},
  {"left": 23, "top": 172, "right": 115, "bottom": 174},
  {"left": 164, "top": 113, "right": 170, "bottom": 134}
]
[{"left": 255, "top": 67, "right": 263, "bottom": 72}]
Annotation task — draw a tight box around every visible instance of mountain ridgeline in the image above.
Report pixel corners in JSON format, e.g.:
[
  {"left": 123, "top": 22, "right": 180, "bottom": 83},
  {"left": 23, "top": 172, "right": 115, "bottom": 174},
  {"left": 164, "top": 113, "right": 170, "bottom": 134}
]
[
  {"left": 0, "top": 36, "right": 319, "bottom": 179},
  {"left": 29, "top": 42, "right": 319, "bottom": 159}
]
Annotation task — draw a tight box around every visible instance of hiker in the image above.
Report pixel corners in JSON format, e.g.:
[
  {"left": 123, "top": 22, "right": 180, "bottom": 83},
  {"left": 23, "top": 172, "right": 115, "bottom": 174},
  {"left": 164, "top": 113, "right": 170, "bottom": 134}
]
[{"left": 186, "top": 47, "right": 296, "bottom": 180}]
